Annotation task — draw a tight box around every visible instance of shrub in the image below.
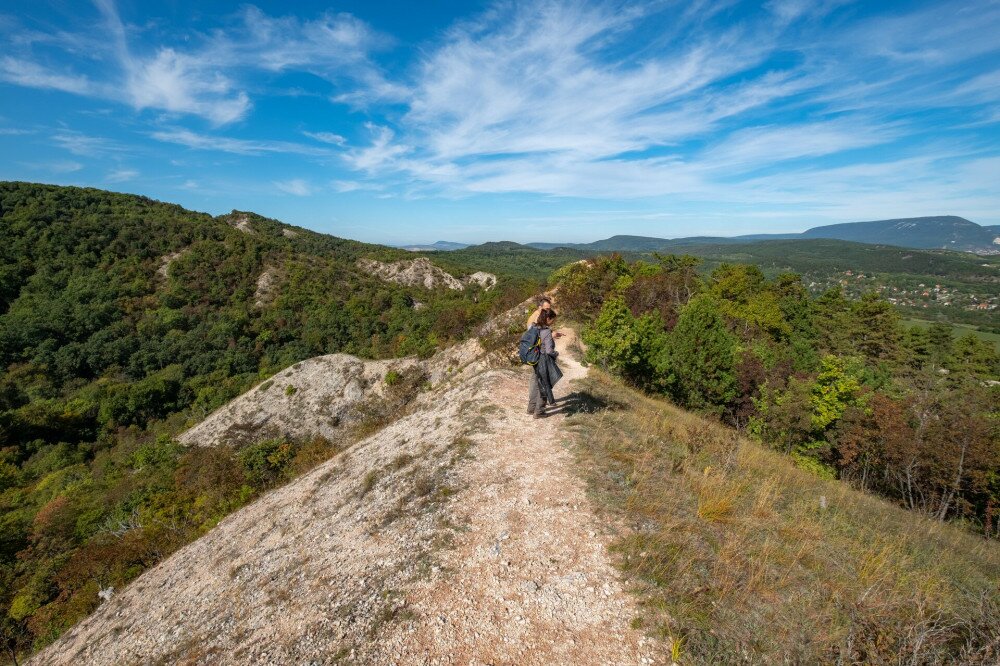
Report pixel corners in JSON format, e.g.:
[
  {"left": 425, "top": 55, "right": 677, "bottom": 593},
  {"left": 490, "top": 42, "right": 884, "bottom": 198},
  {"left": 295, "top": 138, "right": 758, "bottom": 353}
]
[{"left": 237, "top": 439, "right": 294, "bottom": 488}]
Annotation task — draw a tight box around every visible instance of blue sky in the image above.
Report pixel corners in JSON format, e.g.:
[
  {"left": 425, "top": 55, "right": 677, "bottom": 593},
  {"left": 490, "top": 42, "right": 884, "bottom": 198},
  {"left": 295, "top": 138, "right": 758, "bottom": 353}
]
[{"left": 1, "top": 0, "right": 999, "bottom": 245}]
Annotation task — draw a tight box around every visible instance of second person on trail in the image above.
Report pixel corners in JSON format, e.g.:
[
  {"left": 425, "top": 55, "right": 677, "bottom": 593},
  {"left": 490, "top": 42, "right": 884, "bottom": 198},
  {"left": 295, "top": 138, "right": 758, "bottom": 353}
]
[{"left": 527, "top": 308, "right": 563, "bottom": 419}]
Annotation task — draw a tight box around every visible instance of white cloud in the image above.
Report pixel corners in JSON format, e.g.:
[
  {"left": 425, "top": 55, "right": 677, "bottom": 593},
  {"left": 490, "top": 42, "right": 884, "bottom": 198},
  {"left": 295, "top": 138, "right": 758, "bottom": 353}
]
[
  {"left": 701, "top": 120, "right": 899, "bottom": 170},
  {"left": 1, "top": 1, "right": 392, "bottom": 125},
  {"left": 106, "top": 168, "right": 138, "bottom": 182},
  {"left": 3, "top": 0, "right": 999, "bottom": 224},
  {"left": 0, "top": 56, "right": 96, "bottom": 95},
  {"left": 274, "top": 178, "right": 312, "bottom": 196},
  {"left": 226, "top": 6, "right": 387, "bottom": 73},
  {"left": 150, "top": 128, "right": 330, "bottom": 156},
  {"left": 318, "top": 0, "right": 1000, "bottom": 225},
  {"left": 124, "top": 48, "right": 251, "bottom": 125},
  {"left": 52, "top": 160, "right": 83, "bottom": 173},
  {"left": 23, "top": 160, "right": 84, "bottom": 173},
  {"left": 89, "top": 1, "right": 252, "bottom": 125},
  {"left": 345, "top": 123, "right": 410, "bottom": 172},
  {"left": 332, "top": 179, "right": 383, "bottom": 193},
  {"left": 52, "top": 131, "right": 125, "bottom": 156},
  {"left": 303, "top": 131, "right": 347, "bottom": 145}
]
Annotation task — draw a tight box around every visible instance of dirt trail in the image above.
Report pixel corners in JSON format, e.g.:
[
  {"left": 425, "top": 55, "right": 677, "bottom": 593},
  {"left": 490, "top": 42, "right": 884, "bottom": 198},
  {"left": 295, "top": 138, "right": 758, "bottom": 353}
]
[
  {"left": 371, "top": 328, "right": 654, "bottom": 665},
  {"left": 30, "top": 327, "right": 655, "bottom": 666}
]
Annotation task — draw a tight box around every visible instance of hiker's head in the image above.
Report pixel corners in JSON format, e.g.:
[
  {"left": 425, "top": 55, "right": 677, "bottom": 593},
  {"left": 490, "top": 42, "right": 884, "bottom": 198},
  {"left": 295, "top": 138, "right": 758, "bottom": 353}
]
[
  {"left": 539, "top": 296, "right": 552, "bottom": 310},
  {"left": 537, "top": 309, "right": 556, "bottom": 327}
]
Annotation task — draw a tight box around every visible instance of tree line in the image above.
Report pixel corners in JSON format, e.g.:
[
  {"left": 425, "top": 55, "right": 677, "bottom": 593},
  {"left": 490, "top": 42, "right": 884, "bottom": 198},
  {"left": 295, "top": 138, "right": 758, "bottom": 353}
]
[{"left": 559, "top": 254, "right": 999, "bottom": 536}]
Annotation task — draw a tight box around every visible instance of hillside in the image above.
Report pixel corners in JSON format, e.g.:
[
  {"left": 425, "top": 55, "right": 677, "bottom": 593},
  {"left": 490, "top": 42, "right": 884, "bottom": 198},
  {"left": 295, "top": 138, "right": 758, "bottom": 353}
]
[
  {"left": 444, "top": 238, "right": 999, "bottom": 331},
  {"left": 0, "top": 183, "right": 527, "bottom": 658},
  {"left": 24, "top": 321, "right": 1000, "bottom": 664},
  {"left": 28, "top": 328, "right": 656, "bottom": 665}
]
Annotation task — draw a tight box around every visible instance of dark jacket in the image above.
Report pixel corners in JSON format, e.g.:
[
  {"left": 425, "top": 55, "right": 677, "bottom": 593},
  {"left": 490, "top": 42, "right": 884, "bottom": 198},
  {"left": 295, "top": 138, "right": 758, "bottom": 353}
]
[{"left": 533, "top": 332, "right": 562, "bottom": 404}]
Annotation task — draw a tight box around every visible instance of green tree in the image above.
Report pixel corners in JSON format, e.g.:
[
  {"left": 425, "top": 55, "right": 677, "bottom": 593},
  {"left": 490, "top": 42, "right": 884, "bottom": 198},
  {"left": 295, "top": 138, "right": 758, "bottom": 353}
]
[
  {"left": 709, "top": 264, "right": 789, "bottom": 339},
  {"left": 583, "top": 297, "right": 668, "bottom": 386},
  {"left": 851, "top": 292, "right": 902, "bottom": 363},
  {"left": 949, "top": 333, "right": 1000, "bottom": 378},
  {"left": 657, "top": 295, "right": 739, "bottom": 413},
  {"left": 927, "top": 322, "right": 954, "bottom": 367}
]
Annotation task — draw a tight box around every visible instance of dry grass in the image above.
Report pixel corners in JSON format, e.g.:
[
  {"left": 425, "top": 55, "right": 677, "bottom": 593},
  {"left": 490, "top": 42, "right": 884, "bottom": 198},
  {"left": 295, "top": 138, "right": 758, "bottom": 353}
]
[{"left": 565, "top": 370, "right": 1000, "bottom": 665}]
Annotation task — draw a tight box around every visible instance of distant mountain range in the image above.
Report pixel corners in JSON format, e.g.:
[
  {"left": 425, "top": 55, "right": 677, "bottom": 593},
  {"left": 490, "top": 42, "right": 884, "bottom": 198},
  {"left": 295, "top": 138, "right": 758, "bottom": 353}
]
[
  {"left": 524, "top": 216, "right": 1000, "bottom": 254},
  {"left": 398, "top": 240, "right": 470, "bottom": 252},
  {"left": 415, "top": 216, "right": 999, "bottom": 255}
]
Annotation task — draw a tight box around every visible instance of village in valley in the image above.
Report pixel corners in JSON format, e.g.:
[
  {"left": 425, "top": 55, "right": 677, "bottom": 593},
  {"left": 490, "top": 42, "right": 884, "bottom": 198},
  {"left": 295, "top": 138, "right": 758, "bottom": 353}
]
[{"left": 808, "top": 269, "right": 999, "bottom": 313}]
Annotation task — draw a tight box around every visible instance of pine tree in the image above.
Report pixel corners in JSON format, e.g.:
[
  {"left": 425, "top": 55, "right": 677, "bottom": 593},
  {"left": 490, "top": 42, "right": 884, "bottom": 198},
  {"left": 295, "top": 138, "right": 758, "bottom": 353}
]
[{"left": 658, "top": 295, "right": 738, "bottom": 412}]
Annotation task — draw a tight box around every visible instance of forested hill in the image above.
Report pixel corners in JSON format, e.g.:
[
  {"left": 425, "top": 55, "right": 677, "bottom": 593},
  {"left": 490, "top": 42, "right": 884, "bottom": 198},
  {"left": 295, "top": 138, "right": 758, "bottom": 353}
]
[
  {"left": 0, "top": 182, "right": 521, "bottom": 655},
  {"left": 0, "top": 182, "right": 505, "bottom": 366}
]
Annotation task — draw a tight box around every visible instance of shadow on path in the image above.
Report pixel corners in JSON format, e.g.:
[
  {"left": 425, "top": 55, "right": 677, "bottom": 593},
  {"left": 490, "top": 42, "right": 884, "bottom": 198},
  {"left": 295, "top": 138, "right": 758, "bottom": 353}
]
[{"left": 544, "top": 390, "right": 623, "bottom": 417}]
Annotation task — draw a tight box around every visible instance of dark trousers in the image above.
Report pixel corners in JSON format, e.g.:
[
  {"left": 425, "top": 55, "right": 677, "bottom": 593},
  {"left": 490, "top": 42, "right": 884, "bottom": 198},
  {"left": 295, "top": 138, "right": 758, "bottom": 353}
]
[{"left": 527, "top": 371, "right": 551, "bottom": 415}]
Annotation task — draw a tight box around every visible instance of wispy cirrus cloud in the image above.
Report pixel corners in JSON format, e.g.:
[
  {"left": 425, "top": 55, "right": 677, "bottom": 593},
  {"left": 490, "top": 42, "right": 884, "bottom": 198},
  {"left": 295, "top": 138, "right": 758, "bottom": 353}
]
[
  {"left": 21, "top": 159, "right": 84, "bottom": 173},
  {"left": 330, "top": 0, "right": 1000, "bottom": 216},
  {"left": 0, "top": 0, "right": 393, "bottom": 125},
  {"left": 0, "top": 127, "right": 36, "bottom": 136},
  {"left": 302, "top": 131, "right": 347, "bottom": 146},
  {"left": 150, "top": 128, "right": 330, "bottom": 156},
  {"left": 0, "top": 56, "right": 97, "bottom": 95},
  {"left": 51, "top": 130, "right": 126, "bottom": 157},
  {"left": 701, "top": 120, "right": 902, "bottom": 171},
  {"left": 274, "top": 178, "right": 312, "bottom": 196},
  {"left": 106, "top": 167, "right": 138, "bottom": 182},
  {"left": 2, "top": 0, "right": 998, "bottom": 237}
]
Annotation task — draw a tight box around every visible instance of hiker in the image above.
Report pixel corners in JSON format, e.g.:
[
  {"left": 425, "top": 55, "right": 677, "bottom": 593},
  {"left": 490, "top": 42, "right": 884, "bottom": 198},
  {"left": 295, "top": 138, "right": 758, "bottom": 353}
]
[
  {"left": 527, "top": 308, "right": 563, "bottom": 418},
  {"left": 527, "top": 295, "right": 564, "bottom": 337}
]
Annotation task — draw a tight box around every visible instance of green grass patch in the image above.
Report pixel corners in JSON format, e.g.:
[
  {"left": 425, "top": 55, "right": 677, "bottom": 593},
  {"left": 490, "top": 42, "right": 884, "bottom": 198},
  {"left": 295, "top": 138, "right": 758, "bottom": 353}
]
[
  {"left": 903, "top": 317, "right": 1000, "bottom": 350},
  {"left": 564, "top": 370, "right": 1000, "bottom": 664}
]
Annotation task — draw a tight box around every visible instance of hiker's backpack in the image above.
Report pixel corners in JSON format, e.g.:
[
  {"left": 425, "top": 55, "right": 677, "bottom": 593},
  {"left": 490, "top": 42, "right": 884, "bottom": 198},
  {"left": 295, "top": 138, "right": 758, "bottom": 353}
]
[{"left": 518, "top": 326, "right": 542, "bottom": 365}]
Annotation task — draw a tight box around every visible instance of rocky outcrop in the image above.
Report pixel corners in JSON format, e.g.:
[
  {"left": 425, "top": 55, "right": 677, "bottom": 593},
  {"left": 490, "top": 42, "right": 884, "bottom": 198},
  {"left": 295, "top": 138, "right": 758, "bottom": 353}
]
[
  {"left": 465, "top": 271, "right": 498, "bottom": 290},
  {"left": 359, "top": 257, "right": 464, "bottom": 290},
  {"left": 177, "top": 339, "right": 484, "bottom": 448},
  {"left": 253, "top": 267, "right": 280, "bottom": 308},
  {"left": 155, "top": 250, "right": 186, "bottom": 279},
  {"left": 358, "top": 257, "right": 497, "bottom": 291},
  {"left": 228, "top": 214, "right": 254, "bottom": 234}
]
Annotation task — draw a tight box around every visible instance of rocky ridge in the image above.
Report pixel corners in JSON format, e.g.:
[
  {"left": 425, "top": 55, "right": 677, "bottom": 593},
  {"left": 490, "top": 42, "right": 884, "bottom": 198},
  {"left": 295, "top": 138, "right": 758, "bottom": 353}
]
[
  {"left": 31, "top": 319, "right": 656, "bottom": 665},
  {"left": 178, "top": 339, "right": 483, "bottom": 448}
]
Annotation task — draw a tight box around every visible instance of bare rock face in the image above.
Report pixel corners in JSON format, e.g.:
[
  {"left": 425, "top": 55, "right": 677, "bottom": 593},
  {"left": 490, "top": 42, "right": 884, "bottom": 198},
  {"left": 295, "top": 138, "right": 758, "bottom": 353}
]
[
  {"left": 465, "top": 271, "right": 497, "bottom": 290},
  {"left": 253, "top": 267, "right": 280, "bottom": 308},
  {"left": 229, "top": 214, "right": 254, "bottom": 234},
  {"left": 177, "top": 339, "right": 485, "bottom": 448},
  {"left": 358, "top": 257, "right": 465, "bottom": 290},
  {"left": 156, "top": 250, "right": 186, "bottom": 279},
  {"left": 358, "top": 258, "right": 496, "bottom": 291}
]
